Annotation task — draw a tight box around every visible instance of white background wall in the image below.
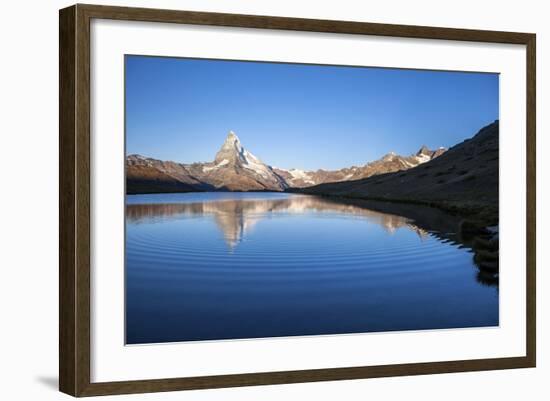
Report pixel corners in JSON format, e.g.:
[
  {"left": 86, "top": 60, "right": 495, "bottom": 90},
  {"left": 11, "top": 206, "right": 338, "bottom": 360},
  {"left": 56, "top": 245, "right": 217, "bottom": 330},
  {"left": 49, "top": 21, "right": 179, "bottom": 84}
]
[{"left": 0, "top": 0, "right": 546, "bottom": 400}]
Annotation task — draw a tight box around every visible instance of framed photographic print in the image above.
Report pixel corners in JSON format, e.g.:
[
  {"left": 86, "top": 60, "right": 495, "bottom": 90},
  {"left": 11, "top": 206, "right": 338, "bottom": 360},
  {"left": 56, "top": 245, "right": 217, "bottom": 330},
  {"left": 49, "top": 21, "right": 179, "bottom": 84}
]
[{"left": 59, "top": 4, "right": 536, "bottom": 397}]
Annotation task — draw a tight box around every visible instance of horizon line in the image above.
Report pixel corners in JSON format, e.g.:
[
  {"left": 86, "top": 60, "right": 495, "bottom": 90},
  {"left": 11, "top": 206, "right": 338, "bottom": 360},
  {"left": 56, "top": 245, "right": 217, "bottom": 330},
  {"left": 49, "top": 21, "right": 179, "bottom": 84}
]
[{"left": 126, "top": 120, "right": 498, "bottom": 171}]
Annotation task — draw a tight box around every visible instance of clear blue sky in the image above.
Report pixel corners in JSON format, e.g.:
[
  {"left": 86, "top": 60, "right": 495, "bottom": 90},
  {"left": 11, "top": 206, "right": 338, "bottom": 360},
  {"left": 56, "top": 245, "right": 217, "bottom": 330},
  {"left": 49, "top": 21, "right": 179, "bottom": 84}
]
[{"left": 126, "top": 55, "right": 498, "bottom": 170}]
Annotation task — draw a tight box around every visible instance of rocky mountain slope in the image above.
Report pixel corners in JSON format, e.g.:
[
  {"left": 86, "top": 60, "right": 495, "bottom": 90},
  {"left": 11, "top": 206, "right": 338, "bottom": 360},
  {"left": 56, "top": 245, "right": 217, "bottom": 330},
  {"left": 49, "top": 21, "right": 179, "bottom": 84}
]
[
  {"left": 127, "top": 131, "right": 445, "bottom": 193},
  {"left": 201, "top": 131, "right": 288, "bottom": 191},
  {"left": 127, "top": 131, "right": 288, "bottom": 193},
  {"left": 299, "top": 121, "right": 499, "bottom": 224}
]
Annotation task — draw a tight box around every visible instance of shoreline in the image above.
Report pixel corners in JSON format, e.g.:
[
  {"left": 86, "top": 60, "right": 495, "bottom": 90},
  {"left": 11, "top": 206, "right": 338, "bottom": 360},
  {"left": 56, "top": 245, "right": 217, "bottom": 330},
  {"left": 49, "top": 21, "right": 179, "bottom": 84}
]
[{"left": 293, "top": 190, "right": 498, "bottom": 225}]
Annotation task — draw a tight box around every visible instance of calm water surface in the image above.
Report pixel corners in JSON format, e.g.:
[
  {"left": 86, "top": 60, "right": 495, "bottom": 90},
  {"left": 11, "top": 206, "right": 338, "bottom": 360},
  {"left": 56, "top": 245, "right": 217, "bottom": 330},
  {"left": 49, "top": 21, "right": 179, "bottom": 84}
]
[{"left": 126, "top": 192, "right": 498, "bottom": 344}]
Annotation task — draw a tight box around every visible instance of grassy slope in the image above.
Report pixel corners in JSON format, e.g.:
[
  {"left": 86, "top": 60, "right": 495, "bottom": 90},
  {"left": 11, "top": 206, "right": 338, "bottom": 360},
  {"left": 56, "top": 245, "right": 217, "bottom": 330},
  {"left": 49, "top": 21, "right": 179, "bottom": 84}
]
[{"left": 299, "top": 121, "right": 499, "bottom": 225}]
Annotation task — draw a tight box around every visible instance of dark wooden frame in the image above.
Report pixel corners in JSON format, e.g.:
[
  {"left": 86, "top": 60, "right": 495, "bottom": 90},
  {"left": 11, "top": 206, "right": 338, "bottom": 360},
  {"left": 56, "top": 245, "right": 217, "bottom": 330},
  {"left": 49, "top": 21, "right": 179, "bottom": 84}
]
[{"left": 59, "top": 3, "right": 536, "bottom": 397}]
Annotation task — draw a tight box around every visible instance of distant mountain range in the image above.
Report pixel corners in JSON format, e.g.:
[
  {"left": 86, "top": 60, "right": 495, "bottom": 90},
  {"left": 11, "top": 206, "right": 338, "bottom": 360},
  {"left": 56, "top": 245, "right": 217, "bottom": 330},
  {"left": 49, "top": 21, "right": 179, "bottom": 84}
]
[{"left": 126, "top": 131, "right": 446, "bottom": 193}]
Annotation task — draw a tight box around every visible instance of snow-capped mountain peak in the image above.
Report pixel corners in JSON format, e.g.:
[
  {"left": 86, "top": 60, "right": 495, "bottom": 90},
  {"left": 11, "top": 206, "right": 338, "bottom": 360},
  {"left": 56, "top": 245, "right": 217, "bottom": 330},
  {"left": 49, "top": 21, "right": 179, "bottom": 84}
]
[
  {"left": 226, "top": 130, "right": 240, "bottom": 145},
  {"left": 215, "top": 131, "right": 241, "bottom": 161},
  {"left": 210, "top": 131, "right": 288, "bottom": 188},
  {"left": 417, "top": 145, "right": 431, "bottom": 156},
  {"left": 215, "top": 130, "right": 265, "bottom": 169},
  {"left": 414, "top": 144, "right": 447, "bottom": 163}
]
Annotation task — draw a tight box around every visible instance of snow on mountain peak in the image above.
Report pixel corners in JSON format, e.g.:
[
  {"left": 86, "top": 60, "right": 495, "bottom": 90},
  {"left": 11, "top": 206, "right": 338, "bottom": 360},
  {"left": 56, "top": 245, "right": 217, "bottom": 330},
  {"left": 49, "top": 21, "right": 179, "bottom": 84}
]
[
  {"left": 417, "top": 145, "right": 431, "bottom": 156},
  {"left": 216, "top": 131, "right": 243, "bottom": 162},
  {"left": 223, "top": 130, "right": 240, "bottom": 147},
  {"left": 213, "top": 131, "right": 276, "bottom": 180}
]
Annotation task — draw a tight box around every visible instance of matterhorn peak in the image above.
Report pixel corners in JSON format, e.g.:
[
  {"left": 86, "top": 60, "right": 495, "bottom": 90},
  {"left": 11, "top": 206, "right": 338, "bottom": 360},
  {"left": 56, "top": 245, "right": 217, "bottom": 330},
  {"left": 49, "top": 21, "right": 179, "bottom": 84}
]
[
  {"left": 222, "top": 130, "right": 240, "bottom": 147},
  {"left": 215, "top": 130, "right": 246, "bottom": 164},
  {"left": 227, "top": 130, "right": 239, "bottom": 140},
  {"left": 209, "top": 130, "right": 287, "bottom": 188}
]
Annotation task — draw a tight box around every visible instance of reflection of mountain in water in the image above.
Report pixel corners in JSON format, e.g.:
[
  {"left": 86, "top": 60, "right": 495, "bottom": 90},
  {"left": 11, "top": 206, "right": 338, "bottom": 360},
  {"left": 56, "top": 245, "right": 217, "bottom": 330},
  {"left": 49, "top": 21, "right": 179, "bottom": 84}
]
[{"left": 126, "top": 195, "right": 429, "bottom": 249}]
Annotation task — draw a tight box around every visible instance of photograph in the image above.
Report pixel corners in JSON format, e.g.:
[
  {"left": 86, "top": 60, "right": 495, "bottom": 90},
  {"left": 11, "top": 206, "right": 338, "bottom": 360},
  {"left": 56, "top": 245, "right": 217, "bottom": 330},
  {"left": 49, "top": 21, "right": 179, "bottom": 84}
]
[{"left": 124, "top": 55, "right": 500, "bottom": 345}]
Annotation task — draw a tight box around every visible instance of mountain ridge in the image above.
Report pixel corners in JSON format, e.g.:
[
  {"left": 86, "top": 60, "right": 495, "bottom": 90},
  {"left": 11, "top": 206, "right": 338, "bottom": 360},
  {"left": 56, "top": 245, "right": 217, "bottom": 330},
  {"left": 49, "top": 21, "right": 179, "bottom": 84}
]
[{"left": 126, "top": 131, "right": 446, "bottom": 194}]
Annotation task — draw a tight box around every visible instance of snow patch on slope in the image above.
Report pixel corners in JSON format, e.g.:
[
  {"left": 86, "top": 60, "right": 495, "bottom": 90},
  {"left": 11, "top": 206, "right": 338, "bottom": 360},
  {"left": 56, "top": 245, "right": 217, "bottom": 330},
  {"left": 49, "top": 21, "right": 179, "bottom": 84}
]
[
  {"left": 288, "top": 169, "right": 315, "bottom": 184},
  {"left": 203, "top": 159, "right": 229, "bottom": 172},
  {"left": 415, "top": 154, "right": 431, "bottom": 163},
  {"left": 241, "top": 149, "right": 272, "bottom": 179}
]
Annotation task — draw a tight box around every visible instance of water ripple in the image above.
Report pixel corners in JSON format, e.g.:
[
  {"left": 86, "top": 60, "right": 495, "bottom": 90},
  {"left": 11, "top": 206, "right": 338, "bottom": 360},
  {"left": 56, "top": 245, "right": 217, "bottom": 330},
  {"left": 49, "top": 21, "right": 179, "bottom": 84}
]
[{"left": 125, "top": 193, "right": 497, "bottom": 344}]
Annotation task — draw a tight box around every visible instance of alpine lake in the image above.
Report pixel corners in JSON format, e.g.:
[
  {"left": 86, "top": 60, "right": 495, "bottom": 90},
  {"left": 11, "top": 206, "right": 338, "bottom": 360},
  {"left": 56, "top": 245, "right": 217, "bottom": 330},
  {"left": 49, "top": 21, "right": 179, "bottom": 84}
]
[{"left": 126, "top": 192, "right": 498, "bottom": 344}]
